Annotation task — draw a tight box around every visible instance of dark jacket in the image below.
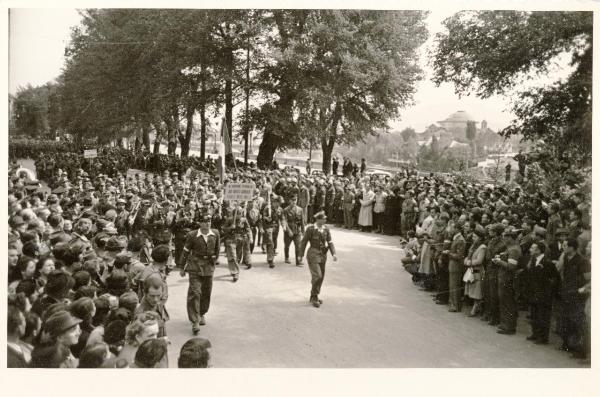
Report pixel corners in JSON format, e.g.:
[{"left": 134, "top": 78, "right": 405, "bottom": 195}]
[{"left": 528, "top": 255, "right": 560, "bottom": 304}]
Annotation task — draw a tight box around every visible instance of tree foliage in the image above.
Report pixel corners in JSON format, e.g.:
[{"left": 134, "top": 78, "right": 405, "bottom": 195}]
[
  {"left": 10, "top": 83, "right": 56, "bottom": 137},
  {"left": 30, "top": 9, "right": 427, "bottom": 165},
  {"left": 432, "top": 11, "right": 592, "bottom": 166}
]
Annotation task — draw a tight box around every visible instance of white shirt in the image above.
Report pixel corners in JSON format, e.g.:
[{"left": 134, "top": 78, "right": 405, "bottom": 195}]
[
  {"left": 196, "top": 229, "right": 216, "bottom": 241},
  {"left": 535, "top": 254, "right": 545, "bottom": 267}
]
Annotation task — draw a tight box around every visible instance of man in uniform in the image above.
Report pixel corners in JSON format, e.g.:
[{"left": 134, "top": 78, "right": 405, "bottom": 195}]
[
  {"left": 259, "top": 195, "right": 283, "bottom": 268},
  {"left": 221, "top": 205, "right": 250, "bottom": 281},
  {"left": 298, "top": 179, "right": 310, "bottom": 225},
  {"left": 283, "top": 195, "right": 305, "bottom": 266},
  {"left": 493, "top": 226, "right": 522, "bottom": 335},
  {"left": 179, "top": 214, "right": 220, "bottom": 334},
  {"left": 234, "top": 204, "right": 253, "bottom": 270},
  {"left": 299, "top": 211, "right": 337, "bottom": 308}
]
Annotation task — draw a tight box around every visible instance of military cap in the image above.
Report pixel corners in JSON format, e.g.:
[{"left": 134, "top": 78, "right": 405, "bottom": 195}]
[
  {"left": 96, "top": 219, "right": 109, "bottom": 230},
  {"left": 151, "top": 244, "right": 171, "bottom": 263},
  {"left": 10, "top": 215, "right": 26, "bottom": 227},
  {"left": 105, "top": 236, "right": 127, "bottom": 252},
  {"left": 199, "top": 213, "right": 212, "bottom": 222},
  {"left": 44, "top": 311, "right": 82, "bottom": 338},
  {"left": 104, "top": 222, "right": 118, "bottom": 235},
  {"left": 555, "top": 227, "right": 569, "bottom": 237},
  {"left": 114, "top": 252, "right": 132, "bottom": 268},
  {"left": 116, "top": 198, "right": 126, "bottom": 204},
  {"left": 502, "top": 226, "right": 520, "bottom": 236},
  {"left": 314, "top": 211, "right": 327, "bottom": 220}
]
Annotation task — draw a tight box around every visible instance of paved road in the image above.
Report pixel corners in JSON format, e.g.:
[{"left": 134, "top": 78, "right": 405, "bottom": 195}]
[{"left": 163, "top": 227, "right": 584, "bottom": 368}]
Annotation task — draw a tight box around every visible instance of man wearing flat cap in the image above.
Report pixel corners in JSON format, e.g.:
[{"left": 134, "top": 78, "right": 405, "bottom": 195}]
[{"left": 300, "top": 211, "right": 337, "bottom": 308}]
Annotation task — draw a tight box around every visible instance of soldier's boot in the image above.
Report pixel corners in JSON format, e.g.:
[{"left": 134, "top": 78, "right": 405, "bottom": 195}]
[
  {"left": 268, "top": 260, "right": 274, "bottom": 269},
  {"left": 296, "top": 256, "right": 303, "bottom": 266},
  {"left": 285, "top": 258, "right": 291, "bottom": 264},
  {"left": 310, "top": 295, "right": 320, "bottom": 308},
  {"left": 192, "top": 322, "right": 200, "bottom": 335},
  {"left": 199, "top": 315, "right": 206, "bottom": 326}
]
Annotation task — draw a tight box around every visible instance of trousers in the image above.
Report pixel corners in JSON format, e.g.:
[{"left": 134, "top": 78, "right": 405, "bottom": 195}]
[
  {"left": 531, "top": 302, "right": 552, "bottom": 341},
  {"left": 498, "top": 269, "right": 518, "bottom": 331},
  {"left": 484, "top": 266, "right": 500, "bottom": 322},
  {"left": 225, "top": 239, "right": 240, "bottom": 275},
  {"left": 284, "top": 232, "right": 302, "bottom": 264},
  {"left": 262, "top": 227, "right": 276, "bottom": 263},
  {"left": 235, "top": 236, "right": 252, "bottom": 266},
  {"left": 343, "top": 206, "right": 354, "bottom": 228},
  {"left": 448, "top": 271, "right": 463, "bottom": 311},
  {"left": 307, "top": 248, "right": 327, "bottom": 298},
  {"left": 186, "top": 274, "right": 213, "bottom": 323}
]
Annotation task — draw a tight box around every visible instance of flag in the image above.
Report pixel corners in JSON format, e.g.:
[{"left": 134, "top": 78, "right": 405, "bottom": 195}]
[
  {"left": 221, "top": 117, "right": 232, "bottom": 156},
  {"left": 219, "top": 118, "right": 227, "bottom": 182}
]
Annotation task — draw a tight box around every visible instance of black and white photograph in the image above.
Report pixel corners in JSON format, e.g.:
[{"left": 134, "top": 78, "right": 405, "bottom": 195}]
[{"left": 4, "top": 0, "right": 596, "bottom": 389}]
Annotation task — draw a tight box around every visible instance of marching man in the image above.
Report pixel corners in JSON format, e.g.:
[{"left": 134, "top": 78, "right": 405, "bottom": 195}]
[{"left": 299, "top": 211, "right": 337, "bottom": 308}]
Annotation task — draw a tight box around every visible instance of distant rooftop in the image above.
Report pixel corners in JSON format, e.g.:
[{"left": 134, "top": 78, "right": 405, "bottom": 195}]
[{"left": 438, "top": 110, "right": 478, "bottom": 125}]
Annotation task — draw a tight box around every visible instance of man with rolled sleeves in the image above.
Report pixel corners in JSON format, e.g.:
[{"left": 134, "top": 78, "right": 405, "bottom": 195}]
[
  {"left": 283, "top": 195, "right": 305, "bottom": 266},
  {"left": 493, "top": 226, "right": 522, "bottom": 335},
  {"left": 179, "top": 214, "right": 220, "bottom": 334},
  {"left": 300, "top": 211, "right": 337, "bottom": 308}
]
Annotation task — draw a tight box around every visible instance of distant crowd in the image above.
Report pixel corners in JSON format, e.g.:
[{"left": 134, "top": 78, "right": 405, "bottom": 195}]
[{"left": 7, "top": 141, "right": 591, "bottom": 367}]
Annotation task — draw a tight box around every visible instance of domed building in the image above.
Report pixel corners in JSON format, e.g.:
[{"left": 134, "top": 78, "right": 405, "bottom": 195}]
[{"left": 437, "top": 110, "right": 478, "bottom": 141}]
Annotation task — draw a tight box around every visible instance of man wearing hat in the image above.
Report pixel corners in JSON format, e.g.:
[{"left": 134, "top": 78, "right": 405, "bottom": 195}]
[
  {"left": 282, "top": 195, "right": 305, "bottom": 266},
  {"left": 299, "top": 211, "right": 337, "bottom": 308},
  {"left": 492, "top": 226, "right": 522, "bottom": 335},
  {"left": 114, "top": 198, "right": 130, "bottom": 236},
  {"left": 179, "top": 214, "right": 220, "bottom": 334},
  {"left": 31, "top": 271, "right": 74, "bottom": 317}
]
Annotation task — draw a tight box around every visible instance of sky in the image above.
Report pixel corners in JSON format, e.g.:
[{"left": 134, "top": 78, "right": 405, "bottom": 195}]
[{"left": 8, "top": 8, "right": 515, "bottom": 133}]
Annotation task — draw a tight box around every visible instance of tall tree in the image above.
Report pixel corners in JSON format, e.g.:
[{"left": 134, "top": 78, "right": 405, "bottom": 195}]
[
  {"left": 297, "top": 10, "right": 428, "bottom": 174},
  {"left": 432, "top": 11, "right": 592, "bottom": 167},
  {"left": 465, "top": 120, "right": 477, "bottom": 157},
  {"left": 11, "top": 83, "right": 55, "bottom": 137}
]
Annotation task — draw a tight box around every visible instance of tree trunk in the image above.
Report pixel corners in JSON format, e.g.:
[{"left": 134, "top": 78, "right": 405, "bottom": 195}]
[
  {"left": 199, "top": 102, "right": 206, "bottom": 160},
  {"left": 180, "top": 104, "right": 194, "bottom": 157},
  {"left": 199, "top": 71, "right": 207, "bottom": 161},
  {"left": 152, "top": 122, "right": 163, "bottom": 154},
  {"left": 257, "top": 130, "right": 279, "bottom": 169},
  {"left": 141, "top": 124, "right": 151, "bottom": 152},
  {"left": 321, "top": 103, "right": 341, "bottom": 175},
  {"left": 244, "top": 41, "right": 250, "bottom": 167},
  {"left": 321, "top": 137, "right": 335, "bottom": 175},
  {"left": 225, "top": 48, "right": 234, "bottom": 155}
]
